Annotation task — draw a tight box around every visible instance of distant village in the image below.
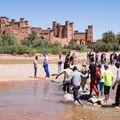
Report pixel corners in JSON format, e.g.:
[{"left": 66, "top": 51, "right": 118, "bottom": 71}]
[{"left": 0, "top": 16, "right": 93, "bottom": 45}]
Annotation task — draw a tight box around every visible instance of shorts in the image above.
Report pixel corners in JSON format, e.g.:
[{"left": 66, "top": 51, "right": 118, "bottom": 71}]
[{"left": 104, "top": 85, "right": 111, "bottom": 95}]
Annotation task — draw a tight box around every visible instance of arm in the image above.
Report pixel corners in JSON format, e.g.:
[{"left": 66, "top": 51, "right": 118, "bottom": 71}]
[
  {"left": 112, "top": 80, "right": 118, "bottom": 89},
  {"left": 80, "top": 72, "right": 88, "bottom": 78},
  {"left": 55, "top": 71, "right": 65, "bottom": 79},
  {"left": 112, "top": 70, "right": 119, "bottom": 89}
]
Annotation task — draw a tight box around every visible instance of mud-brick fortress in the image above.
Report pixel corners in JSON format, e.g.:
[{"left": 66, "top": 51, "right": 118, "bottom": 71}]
[{"left": 0, "top": 16, "right": 93, "bottom": 45}]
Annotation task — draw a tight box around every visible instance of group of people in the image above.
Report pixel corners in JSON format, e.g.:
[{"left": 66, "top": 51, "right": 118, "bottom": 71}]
[
  {"left": 87, "top": 51, "right": 120, "bottom": 65},
  {"left": 33, "top": 51, "right": 120, "bottom": 107},
  {"left": 56, "top": 51, "right": 120, "bottom": 107}
]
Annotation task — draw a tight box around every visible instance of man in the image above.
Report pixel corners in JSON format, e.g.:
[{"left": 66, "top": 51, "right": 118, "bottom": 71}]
[
  {"left": 112, "top": 62, "right": 120, "bottom": 107},
  {"left": 57, "top": 53, "right": 62, "bottom": 73},
  {"left": 95, "top": 52, "right": 99, "bottom": 64},
  {"left": 43, "top": 53, "right": 50, "bottom": 78},
  {"left": 89, "top": 60, "right": 99, "bottom": 96},
  {"left": 71, "top": 66, "right": 88, "bottom": 105},
  {"left": 97, "top": 64, "right": 105, "bottom": 97},
  {"left": 56, "top": 65, "right": 73, "bottom": 94},
  {"left": 103, "top": 64, "right": 113, "bottom": 102},
  {"left": 70, "top": 53, "right": 76, "bottom": 65},
  {"left": 80, "top": 63, "right": 89, "bottom": 92},
  {"left": 64, "top": 50, "right": 71, "bottom": 69}
]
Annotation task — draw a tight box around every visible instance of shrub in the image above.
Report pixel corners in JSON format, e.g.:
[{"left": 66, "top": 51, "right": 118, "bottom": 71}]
[
  {"left": 61, "top": 49, "right": 69, "bottom": 55},
  {"left": 21, "top": 37, "right": 33, "bottom": 47},
  {"left": 32, "top": 39, "right": 48, "bottom": 48},
  {"left": 0, "top": 34, "right": 17, "bottom": 46},
  {"left": 88, "top": 40, "right": 120, "bottom": 52},
  {"left": 0, "top": 45, "right": 36, "bottom": 55},
  {"left": 50, "top": 47, "right": 61, "bottom": 55}
]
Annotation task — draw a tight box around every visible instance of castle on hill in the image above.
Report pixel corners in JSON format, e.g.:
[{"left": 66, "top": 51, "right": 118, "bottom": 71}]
[{"left": 0, "top": 16, "right": 93, "bottom": 45}]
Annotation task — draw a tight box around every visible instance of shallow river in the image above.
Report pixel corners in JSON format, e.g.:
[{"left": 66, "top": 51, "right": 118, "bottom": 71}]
[{"left": 0, "top": 80, "right": 119, "bottom": 120}]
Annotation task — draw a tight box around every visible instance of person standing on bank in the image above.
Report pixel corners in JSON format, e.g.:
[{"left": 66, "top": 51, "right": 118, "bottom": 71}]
[
  {"left": 33, "top": 56, "right": 38, "bottom": 78},
  {"left": 112, "top": 62, "right": 120, "bottom": 107},
  {"left": 95, "top": 52, "right": 99, "bottom": 64},
  {"left": 57, "top": 54, "right": 62, "bottom": 73},
  {"left": 43, "top": 53, "right": 50, "bottom": 78}
]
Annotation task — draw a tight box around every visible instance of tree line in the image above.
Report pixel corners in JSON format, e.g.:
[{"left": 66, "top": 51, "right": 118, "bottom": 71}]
[{"left": 0, "top": 30, "right": 120, "bottom": 55}]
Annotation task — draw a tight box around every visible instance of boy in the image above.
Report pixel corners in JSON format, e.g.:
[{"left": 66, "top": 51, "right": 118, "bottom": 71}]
[
  {"left": 33, "top": 56, "right": 38, "bottom": 78},
  {"left": 103, "top": 64, "right": 113, "bottom": 102}
]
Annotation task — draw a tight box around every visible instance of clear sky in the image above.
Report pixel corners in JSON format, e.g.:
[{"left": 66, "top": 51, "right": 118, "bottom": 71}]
[{"left": 0, "top": 0, "right": 120, "bottom": 39}]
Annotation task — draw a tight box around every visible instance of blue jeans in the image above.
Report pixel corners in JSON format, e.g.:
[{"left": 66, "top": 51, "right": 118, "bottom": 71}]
[
  {"left": 97, "top": 82, "right": 104, "bottom": 94},
  {"left": 43, "top": 63, "right": 50, "bottom": 77}
]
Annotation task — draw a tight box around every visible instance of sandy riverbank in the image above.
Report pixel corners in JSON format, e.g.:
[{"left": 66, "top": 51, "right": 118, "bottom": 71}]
[
  {"left": 0, "top": 52, "right": 119, "bottom": 81},
  {"left": 0, "top": 63, "right": 117, "bottom": 82}
]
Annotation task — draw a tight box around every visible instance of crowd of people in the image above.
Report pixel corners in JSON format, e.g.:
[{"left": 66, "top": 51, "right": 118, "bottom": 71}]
[{"left": 33, "top": 51, "right": 120, "bottom": 107}]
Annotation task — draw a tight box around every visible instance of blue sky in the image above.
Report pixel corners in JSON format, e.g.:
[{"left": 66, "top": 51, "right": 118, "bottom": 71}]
[{"left": 0, "top": 0, "right": 120, "bottom": 39}]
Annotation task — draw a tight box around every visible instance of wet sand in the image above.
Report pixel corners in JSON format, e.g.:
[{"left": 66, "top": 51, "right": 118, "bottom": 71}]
[{"left": 0, "top": 80, "right": 119, "bottom": 120}]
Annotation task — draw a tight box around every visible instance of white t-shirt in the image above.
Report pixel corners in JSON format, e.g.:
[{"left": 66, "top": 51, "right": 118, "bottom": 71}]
[
  {"left": 43, "top": 55, "right": 48, "bottom": 64},
  {"left": 33, "top": 59, "right": 38, "bottom": 68},
  {"left": 64, "top": 68, "right": 73, "bottom": 81},
  {"left": 57, "top": 58, "right": 62, "bottom": 64}
]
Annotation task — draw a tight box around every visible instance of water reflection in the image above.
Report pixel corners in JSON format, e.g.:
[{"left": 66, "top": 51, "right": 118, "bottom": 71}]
[
  {"left": 0, "top": 80, "right": 119, "bottom": 120},
  {"left": 33, "top": 80, "right": 39, "bottom": 96}
]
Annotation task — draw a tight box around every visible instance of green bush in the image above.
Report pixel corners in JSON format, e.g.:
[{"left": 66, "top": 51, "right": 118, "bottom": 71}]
[
  {"left": 88, "top": 40, "right": 120, "bottom": 52},
  {"left": 32, "top": 39, "right": 48, "bottom": 48},
  {"left": 61, "top": 49, "right": 69, "bottom": 55},
  {"left": 66, "top": 39, "right": 89, "bottom": 52},
  {"left": 50, "top": 47, "right": 61, "bottom": 55},
  {"left": 0, "top": 45, "right": 36, "bottom": 55},
  {"left": 21, "top": 37, "right": 33, "bottom": 47},
  {"left": 0, "top": 34, "right": 17, "bottom": 46}
]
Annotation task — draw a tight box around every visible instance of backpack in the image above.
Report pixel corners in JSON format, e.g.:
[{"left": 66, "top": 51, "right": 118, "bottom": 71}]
[{"left": 95, "top": 66, "right": 101, "bottom": 82}]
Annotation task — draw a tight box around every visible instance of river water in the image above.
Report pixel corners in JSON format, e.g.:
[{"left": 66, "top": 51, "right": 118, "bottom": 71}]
[{"left": 0, "top": 80, "right": 119, "bottom": 120}]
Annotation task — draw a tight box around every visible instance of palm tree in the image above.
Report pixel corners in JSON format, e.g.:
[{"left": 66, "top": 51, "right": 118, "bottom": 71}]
[{"left": 102, "top": 31, "right": 116, "bottom": 43}]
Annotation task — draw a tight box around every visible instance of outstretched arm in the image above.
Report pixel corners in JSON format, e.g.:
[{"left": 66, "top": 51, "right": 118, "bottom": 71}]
[
  {"left": 80, "top": 72, "right": 88, "bottom": 78},
  {"left": 55, "top": 71, "right": 64, "bottom": 79}
]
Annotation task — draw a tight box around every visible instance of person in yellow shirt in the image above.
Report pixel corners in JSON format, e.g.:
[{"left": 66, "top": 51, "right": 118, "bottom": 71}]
[{"left": 103, "top": 64, "right": 113, "bottom": 102}]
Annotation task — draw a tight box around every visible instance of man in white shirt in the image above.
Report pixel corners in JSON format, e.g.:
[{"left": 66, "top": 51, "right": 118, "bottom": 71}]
[
  {"left": 112, "top": 62, "right": 120, "bottom": 107},
  {"left": 56, "top": 65, "right": 73, "bottom": 94},
  {"left": 43, "top": 53, "right": 50, "bottom": 78}
]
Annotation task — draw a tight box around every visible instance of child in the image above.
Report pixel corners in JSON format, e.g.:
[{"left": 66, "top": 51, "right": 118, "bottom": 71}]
[{"left": 33, "top": 56, "right": 38, "bottom": 78}]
